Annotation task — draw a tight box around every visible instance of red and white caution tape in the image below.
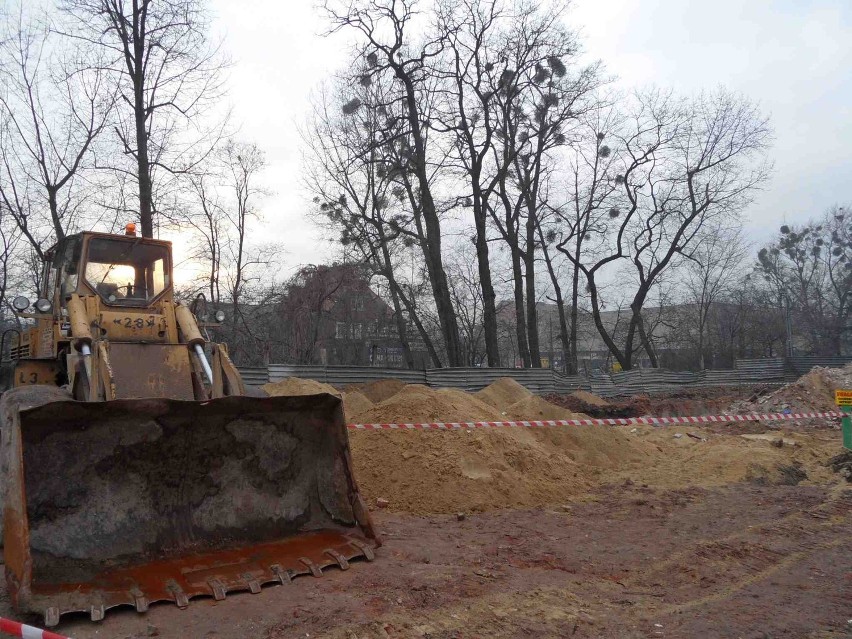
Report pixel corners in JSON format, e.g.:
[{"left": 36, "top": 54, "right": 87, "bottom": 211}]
[
  {"left": 347, "top": 411, "right": 843, "bottom": 430},
  {"left": 0, "top": 618, "right": 70, "bottom": 639}
]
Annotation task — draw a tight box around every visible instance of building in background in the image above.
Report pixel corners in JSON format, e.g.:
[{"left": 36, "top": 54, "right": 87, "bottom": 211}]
[
  {"left": 217, "top": 263, "right": 430, "bottom": 367},
  {"left": 498, "top": 301, "right": 789, "bottom": 372}
]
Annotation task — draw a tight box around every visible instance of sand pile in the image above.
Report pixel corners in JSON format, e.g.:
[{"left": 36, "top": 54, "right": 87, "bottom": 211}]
[
  {"left": 263, "top": 375, "right": 841, "bottom": 514},
  {"left": 263, "top": 377, "right": 339, "bottom": 397},
  {"left": 347, "top": 379, "right": 657, "bottom": 513},
  {"left": 476, "top": 377, "right": 534, "bottom": 409},
  {"left": 348, "top": 379, "right": 407, "bottom": 404},
  {"left": 610, "top": 426, "right": 838, "bottom": 488},
  {"left": 352, "top": 384, "right": 504, "bottom": 424},
  {"left": 349, "top": 423, "right": 656, "bottom": 514},
  {"left": 505, "top": 395, "right": 584, "bottom": 420},
  {"left": 342, "top": 391, "right": 373, "bottom": 419}
]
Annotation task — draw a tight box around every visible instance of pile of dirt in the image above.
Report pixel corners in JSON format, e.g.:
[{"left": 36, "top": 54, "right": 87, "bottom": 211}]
[
  {"left": 261, "top": 375, "right": 842, "bottom": 515},
  {"left": 346, "top": 379, "right": 656, "bottom": 513},
  {"left": 352, "top": 384, "right": 504, "bottom": 424},
  {"left": 730, "top": 364, "right": 852, "bottom": 416},
  {"left": 347, "top": 379, "right": 407, "bottom": 404},
  {"left": 475, "top": 377, "right": 534, "bottom": 410},
  {"left": 829, "top": 450, "right": 852, "bottom": 482},
  {"left": 505, "top": 395, "right": 584, "bottom": 421},
  {"left": 262, "top": 377, "right": 339, "bottom": 397},
  {"left": 342, "top": 391, "right": 373, "bottom": 420},
  {"left": 349, "top": 423, "right": 655, "bottom": 514},
  {"left": 348, "top": 379, "right": 586, "bottom": 425},
  {"left": 349, "top": 380, "right": 678, "bottom": 513},
  {"left": 571, "top": 390, "right": 610, "bottom": 407},
  {"left": 609, "top": 425, "right": 838, "bottom": 489}
]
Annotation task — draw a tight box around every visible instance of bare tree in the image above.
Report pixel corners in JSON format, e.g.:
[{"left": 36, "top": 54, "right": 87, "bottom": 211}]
[
  {"left": 446, "top": 250, "right": 487, "bottom": 366},
  {"left": 221, "top": 141, "right": 265, "bottom": 322},
  {"left": 324, "top": 0, "right": 465, "bottom": 366},
  {"left": 60, "top": 0, "right": 228, "bottom": 238},
  {"left": 0, "top": 9, "right": 113, "bottom": 257},
  {"left": 184, "top": 169, "right": 225, "bottom": 306},
  {"left": 680, "top": 224, "right": 749, "bottom": 369},
  {"left": 756, "top": 205, "right": 852, "bottom": 356},
  {"left": 0, "top": 204, "right": 22, "bottom": 324},
  {"left": 557, "top": 88, "right": 772, "bottom": 369},
  {"left": 275, "top": 265, "right": 353, "bottom": 365},
  {"left": 433, "top": 0, "right": 504, "bottom": 366},
  {"left": 302, "top": 81, "right": 442, "bottom": 367},
  {"left": 491, "top": 5, "right": 600, "bottom": 368},
  {"left": 548, "top": 99, "right": 620, "bottom": 373},
  {"left": 178, "top": 139, "right": 271, "bottom": 362}
]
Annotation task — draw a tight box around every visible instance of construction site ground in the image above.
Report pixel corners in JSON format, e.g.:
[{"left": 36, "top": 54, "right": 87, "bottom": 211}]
[{"left": 2, "top": 369, "right": 851, "bottom": 638}]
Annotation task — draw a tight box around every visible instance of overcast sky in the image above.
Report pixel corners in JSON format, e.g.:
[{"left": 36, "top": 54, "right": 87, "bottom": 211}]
[{"left": 207, "top": 0, "right": 852, "bottom": 270}]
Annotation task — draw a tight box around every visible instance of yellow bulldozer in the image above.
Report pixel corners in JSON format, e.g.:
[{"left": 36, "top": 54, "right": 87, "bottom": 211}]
[{"left": 0, "top": 227, "right": 378, "bottom": 627}]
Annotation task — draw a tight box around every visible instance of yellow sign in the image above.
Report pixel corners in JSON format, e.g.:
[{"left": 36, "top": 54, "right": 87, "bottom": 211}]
[{"left": 836, "top": 390, "right": 852, "bottom": 406}]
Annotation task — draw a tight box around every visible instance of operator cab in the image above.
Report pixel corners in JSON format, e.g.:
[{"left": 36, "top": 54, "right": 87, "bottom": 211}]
[
  {"left": 83, "top": 237, "right": 169, "bottom": 306},
  {"left": 44, "top": 228, "right": 173, "bottom": 311}
]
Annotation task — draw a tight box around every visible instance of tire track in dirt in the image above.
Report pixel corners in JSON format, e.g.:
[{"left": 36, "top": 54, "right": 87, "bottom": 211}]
[
  {"left": 624, "top": 484, "right": 850, "bottom": 586},
  {"left": 658, "top": 537, "right": 845, "bottom": 616},
  {"left": 320, "top": 485, "right": 852, "bottom": 639},
  {"left": 620, "top": 485, "right": 851, "bottom": 617}
]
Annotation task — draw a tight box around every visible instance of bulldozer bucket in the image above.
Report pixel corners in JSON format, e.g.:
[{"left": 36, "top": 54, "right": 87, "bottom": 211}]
[{"left": 0, "top": 386, "right": 379, "bottom": 626}]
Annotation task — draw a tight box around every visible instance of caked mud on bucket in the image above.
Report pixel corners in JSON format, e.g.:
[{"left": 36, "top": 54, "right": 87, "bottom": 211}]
[{"left": 0, "top": 387, "right": 378, "bottom": 625}]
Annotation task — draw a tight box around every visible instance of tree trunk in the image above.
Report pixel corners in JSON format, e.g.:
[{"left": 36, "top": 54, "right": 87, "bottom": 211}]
[
  {"left": 537, "top": 227, "right": 571, "bottom": 374},
  {"left": 472, "top": 190, "right": 500, "bottom": 367},
  {"left": 131, "top": 27, "right": 154, "bottom": 238},
  {"left": 392, "top": 278, "right": 443, "bottom": 368},
  {"left": 510, "top": 244, "right": 530, "bottom": 367},
  {"left": 587, "top": 276, "right": 630, "bottom": 370},
  {"left": 381, "top": 244, "right": 415, "bottom": 369},
  {"left": 568, "top": 248, "right": 581, "bottom": 375},
  {"left": 545, "top": 273, "right": 571, "bottom": 375},
  {"left": 524, "top": 220, "right": 541, "bottom": 367},
  {"left": 395, "top": 71, "right": 462, "bottom": 366},
  {"left": 46, "top": 188, "right": 65, "bottom": 244},
  {"left": 635, "top": 312, "right": 658, "bottom": 368}
]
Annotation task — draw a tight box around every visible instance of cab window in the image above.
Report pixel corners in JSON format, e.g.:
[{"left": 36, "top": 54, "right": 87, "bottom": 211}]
[
  {"left": 54, "top": 236, "right": 82, "bottom": 301},
  {"left": 84, "top": 238, "right": 169, "bottom": 306}
]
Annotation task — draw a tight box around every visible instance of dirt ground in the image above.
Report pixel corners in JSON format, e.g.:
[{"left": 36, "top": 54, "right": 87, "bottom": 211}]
[
  {"left": 3, "top": 370, "right": 850, "bottom": 638},
  {"left": 14, "top": 481, "right": 849, "bottom": 639}
]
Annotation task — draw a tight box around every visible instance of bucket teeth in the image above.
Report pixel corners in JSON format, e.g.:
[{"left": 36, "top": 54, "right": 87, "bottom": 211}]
[
  {"left": 166, "top": 579, "right": 190, "bottom": 608},
  {"left": 270, "top": 563, "right": 291, "bottom": 584},
  {"left": 130, "top": 587, "right": 149, "bottom": 612},
  {"left": 299, "top": 557, "right": 323, "bottom": 577},
  {"left": 324, "top": 549, "right": 350, "bottom": 570},
  {"left": 21, "top": 530, "right": 376, "bottom": 624},
  {"left": 44, "top": 607, "right": 60, "bottom": 628},
  {"left": 350, "top": 539, "right": 376, "bottom": 561},
  {"left": 208, "top": 578, "right": 227, "bottom": 601},
  {"left": 243, "top": 573, "right": 262, "bottom": 594}
]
